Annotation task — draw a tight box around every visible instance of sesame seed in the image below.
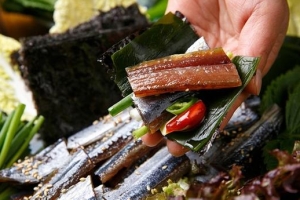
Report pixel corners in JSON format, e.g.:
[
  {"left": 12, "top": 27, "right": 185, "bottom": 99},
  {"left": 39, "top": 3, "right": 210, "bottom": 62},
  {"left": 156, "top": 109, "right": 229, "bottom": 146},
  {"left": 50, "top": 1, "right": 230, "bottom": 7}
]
[
  {"left": 44, "top": 189, "right": 49, "bottom": 196},
  {"left": 61, "top": 189, "right": 67, "bottom": 193},
  {"left": 80, "top": 177, "right": 86, "bottom": 182},
  {"left": 135, "top": 171, "right": 141, "bottom": 175}
]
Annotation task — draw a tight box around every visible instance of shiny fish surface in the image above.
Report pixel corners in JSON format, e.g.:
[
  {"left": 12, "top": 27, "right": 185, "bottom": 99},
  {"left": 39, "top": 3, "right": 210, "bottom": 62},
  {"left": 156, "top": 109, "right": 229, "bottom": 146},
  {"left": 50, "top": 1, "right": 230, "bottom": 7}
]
[
  {"left": 30, "top": 149, "right": 95, "bottom": 200},
  {"left": 207, "top": 104, "right": 283, "bottom": 169},
  {"left": 94, "top": 138, "right": 156, "bottom": 183},
  {"left": 67, "top": 109, "right": 131, "bottom": 149},
  {"left": 102, "top": 147, "right": 191, "bottom": 200},
  {"left": 57, "top": 175, "right": 96, "bottom": 200},
  {"left": 0, "top": 139, "right": 70, "bottom": 184},
  {"left": 87, "top": 119, "right": 141, "bottom": 164}
]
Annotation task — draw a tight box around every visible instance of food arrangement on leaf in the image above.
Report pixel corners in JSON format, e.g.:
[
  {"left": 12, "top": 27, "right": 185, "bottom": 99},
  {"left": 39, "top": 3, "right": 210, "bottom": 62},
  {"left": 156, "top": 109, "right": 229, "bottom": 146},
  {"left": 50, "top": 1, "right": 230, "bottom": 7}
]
[
  {"left": 102, "top": 11, "right": 259, "bottom": 152},
  {"left": 0, "top": 1, "right": 300, "bottom": 199}
]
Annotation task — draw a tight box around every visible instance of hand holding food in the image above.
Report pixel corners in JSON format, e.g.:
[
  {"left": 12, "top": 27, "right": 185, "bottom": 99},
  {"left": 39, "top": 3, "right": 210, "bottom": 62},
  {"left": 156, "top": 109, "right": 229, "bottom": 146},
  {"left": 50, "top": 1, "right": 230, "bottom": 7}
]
[{"left": 142, "top": 0, "right": 290, "bottom": 156}]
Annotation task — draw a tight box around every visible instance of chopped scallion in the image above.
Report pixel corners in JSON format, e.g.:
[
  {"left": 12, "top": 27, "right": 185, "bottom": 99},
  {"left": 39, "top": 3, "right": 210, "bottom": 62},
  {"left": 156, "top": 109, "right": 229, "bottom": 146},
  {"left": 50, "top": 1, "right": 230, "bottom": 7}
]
[
  {"left": 132, "top": 125, "right": 149, "bottom": 139},
  {"left": 108, "top": 93, "right": 133, "bottom": 116}
]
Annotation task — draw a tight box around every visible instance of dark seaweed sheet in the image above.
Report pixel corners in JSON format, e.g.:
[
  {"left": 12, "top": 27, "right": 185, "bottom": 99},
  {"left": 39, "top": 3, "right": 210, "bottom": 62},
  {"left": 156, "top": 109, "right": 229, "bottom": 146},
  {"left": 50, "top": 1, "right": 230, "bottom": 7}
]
[{"left": 17, "top": 4, "right": 149, "bottom": 143}]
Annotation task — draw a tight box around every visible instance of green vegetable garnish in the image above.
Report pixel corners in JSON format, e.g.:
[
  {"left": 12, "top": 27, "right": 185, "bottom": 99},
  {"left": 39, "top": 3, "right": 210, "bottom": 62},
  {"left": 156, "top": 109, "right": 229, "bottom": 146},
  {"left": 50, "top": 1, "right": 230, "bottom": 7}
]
[
  {"left": 166, "top": 97, "right": 198, "bottom": 115},
  {"left": 0, "top": 104, "right": 44, "bottom": 169},
  {"left": 0, "top": 104, "right": 25, "bottom": 168},
  {"left": 0, "top": 104, "right": 44, "bottom": 197},
  {"left": 108, "top": 93, "right": 133, "bottom": 116},
  {"left": 132, "top": 125, "right": 149, "bottom": 139},
  {"left": 262, "top": 66, "right": 300, "bottom": 170}
]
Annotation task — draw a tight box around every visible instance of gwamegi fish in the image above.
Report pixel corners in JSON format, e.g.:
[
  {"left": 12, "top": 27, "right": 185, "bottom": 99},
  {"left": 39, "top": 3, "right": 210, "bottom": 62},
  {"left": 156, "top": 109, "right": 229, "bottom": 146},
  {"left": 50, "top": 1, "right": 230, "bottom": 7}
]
[
  {"left": 100, "top": 147, "right": 191, "bottom": 200},
  {"left": 0, "top": 139, "right": 70, "bottom": 184},
  {"left": 86, "top": 119, "right": 141, "bottom": 164},
  {"left": 57, "top": 175, "right": 96, "bottom": 200},
  {"left": 101, "top": 11, "right": 260, "bottom": 152},
  {"left": 0, "top": 8, "right": 286, "bottom": 200},
  {"left": 94, "top": 138, "right": 159, "bottom": 183},
  {"left": 208, "top": 104, "right": 283, "bottom": 169},
  {"left": 126, "top": 48, "right": 242, "bottom": 97},
  {"left": 67, "top": 109, "right": 132, "bottom": 149},
  {"left": 30, "top": 149, "right": 94, "bottom": 200},
  {"left": 0, "top": 99, "right": 283, "bottom": 199},
  {"left": 191, "top": 103, "right": 283, "bottom": 182}
]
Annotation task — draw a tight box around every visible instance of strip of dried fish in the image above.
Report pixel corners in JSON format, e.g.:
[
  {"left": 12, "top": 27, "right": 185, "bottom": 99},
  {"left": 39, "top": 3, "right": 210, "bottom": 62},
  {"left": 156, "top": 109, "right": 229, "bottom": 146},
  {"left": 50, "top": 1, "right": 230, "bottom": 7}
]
[
  {"left": 102, "top": 147, "right": 191, "bottom": 199},
  {"left": 94, "top": 139, "right": 161, "bottom": 183},
  {"left": 67, "top": 109, "right": 131, "bottom": 149},
  {"left": 57, "top": 175, "right": 96, "bottom": 200},
  {"left": 30, "top": 149, "right": 94, "bottom": 200},
  {"left": 0, "top": 139, "right": 70, "bottom": 184},
  {"left": 87, "top": 119, "right": 141, "bottom": 164}
]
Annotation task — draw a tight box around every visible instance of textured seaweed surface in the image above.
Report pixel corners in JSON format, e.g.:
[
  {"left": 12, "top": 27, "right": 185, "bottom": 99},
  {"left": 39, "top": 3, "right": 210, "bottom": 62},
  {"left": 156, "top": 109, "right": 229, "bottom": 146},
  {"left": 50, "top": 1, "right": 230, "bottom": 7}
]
[{"left": 18, "top": 4, "right": 149, "bottom": 143}]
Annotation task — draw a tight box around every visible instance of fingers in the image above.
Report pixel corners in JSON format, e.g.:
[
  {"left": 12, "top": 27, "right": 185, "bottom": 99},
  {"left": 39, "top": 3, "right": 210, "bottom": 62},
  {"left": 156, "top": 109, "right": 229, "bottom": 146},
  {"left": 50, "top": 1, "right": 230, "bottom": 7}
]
[
  {"left": 220, "top": 67, "right": 262, "bottom": 129},
  {"left": 244, "top": 69, "right": 262, "bottom": 96},
  {"left": 220, "top": 91, "right": 250, "bottom": 130},
  {"left": 166, "top": 140, "right": 189, "bottom": 157},
  {"left": 141, "top": 131, "right": 189, "bottom": 157},
  {"left": 141, "top": 131, "right": 164, "bottom": 147}
]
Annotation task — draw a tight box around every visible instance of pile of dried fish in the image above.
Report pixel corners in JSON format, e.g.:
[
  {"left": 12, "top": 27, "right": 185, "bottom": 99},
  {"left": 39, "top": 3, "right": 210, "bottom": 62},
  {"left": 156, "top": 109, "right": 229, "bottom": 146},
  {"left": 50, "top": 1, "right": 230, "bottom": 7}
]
[{"left": 0, "top": 97, "right": 283, "bottom": 199}]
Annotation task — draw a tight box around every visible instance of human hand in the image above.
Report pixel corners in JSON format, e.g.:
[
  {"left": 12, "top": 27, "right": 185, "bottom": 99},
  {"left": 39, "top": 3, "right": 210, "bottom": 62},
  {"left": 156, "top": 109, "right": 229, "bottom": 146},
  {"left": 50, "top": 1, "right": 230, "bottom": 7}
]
[{"left": 142, "top": 0, "right": 289, "bottom": 156}]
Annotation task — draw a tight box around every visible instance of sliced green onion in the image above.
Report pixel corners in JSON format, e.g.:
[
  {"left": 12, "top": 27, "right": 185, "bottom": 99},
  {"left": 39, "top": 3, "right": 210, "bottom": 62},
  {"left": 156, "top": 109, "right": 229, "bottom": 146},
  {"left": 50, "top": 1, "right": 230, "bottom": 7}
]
[
  {"left": 6, "top": 116, "right": 44, "bottom": 168},
  {"left": 108, "top": 93, "right": 133, "bottom": 116},
  {"left": 132, "top": 125, "right": 149, "bottom": 139},
  {"left": 0, "top": 111, "right": 14, "bottom": 150},
  {"left": 166, "top": 97, "right": 198, "bottom": 115},
  {"left": 4, "top": 117, "right": 36, "bottom": 164},
  {"left": 0, "top": 104, "right": 25, "bottom": 168}
]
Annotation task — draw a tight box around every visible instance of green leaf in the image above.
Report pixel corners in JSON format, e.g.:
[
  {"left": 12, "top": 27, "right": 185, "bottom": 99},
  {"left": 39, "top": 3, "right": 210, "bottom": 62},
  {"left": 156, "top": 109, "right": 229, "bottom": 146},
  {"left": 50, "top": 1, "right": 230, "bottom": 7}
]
[
  {"left": 285, "top": 82, "right": 300, "bottom": 135},
  {"left": 261, "top": 36, "right": 300, "bottom": 94},
  {"left": 263, "top": 134, "right": 296, "bottom": 170},
  {"left": 111, "top": 12, "right": 199, "bottom": 96},
  {"left": 263, "top": 139, "right": 280, "bottom": 170},
  {"left": 260, "top": 66, "right": 300, "bottom": 113},
  {"left": 146, "top": 0, "right": 168, "bottom": 22},
  {"left": 167, "top": 56, "right": 259, "bottom": 151}
]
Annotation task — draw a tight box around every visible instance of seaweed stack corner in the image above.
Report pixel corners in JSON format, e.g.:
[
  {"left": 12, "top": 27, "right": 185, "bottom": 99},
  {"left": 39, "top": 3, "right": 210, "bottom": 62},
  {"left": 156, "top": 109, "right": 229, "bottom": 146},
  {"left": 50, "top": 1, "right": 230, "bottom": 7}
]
[{"left": 16, "top": 4, "right": 149, "bottom": 144}]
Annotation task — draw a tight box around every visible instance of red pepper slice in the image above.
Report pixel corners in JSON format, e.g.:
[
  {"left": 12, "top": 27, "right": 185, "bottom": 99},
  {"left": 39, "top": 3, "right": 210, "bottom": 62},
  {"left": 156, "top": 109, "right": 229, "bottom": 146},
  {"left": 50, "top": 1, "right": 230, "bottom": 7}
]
[{"left": 164, "top": 100, "right": 206, "bottom": 135}]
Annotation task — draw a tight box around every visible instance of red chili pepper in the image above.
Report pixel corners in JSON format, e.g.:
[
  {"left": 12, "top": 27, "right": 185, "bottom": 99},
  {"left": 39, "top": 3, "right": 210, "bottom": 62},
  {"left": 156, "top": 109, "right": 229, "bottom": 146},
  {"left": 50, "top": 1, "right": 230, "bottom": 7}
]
[{"left": 165, "top": 100, "right": 206, "bottom": 135}]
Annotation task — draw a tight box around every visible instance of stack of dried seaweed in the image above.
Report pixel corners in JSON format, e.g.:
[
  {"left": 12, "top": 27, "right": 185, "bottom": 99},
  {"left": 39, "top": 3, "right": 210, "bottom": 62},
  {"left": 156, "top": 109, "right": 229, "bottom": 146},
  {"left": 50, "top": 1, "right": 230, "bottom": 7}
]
[{"left": 16, "top": 4, "right": 149, "bottom": 143}]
